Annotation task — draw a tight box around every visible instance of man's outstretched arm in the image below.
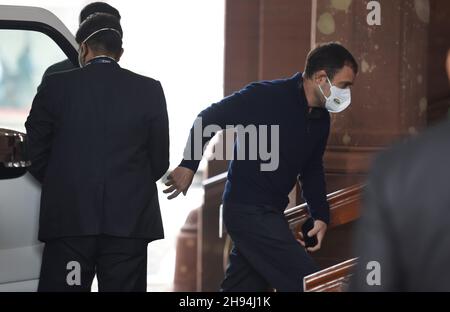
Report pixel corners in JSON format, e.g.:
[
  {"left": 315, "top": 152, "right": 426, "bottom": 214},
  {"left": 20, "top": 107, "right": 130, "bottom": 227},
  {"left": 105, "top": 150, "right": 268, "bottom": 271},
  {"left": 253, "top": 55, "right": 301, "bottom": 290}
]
[{"left": 164, "top": 83, "right": 260, "bottom": 199}]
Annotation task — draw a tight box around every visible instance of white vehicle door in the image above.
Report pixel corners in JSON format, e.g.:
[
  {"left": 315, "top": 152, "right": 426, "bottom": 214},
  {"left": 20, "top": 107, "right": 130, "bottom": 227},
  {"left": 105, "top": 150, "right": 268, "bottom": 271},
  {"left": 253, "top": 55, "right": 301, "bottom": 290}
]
[{"left": 0, "top": 5, "right": 77, "bottom": 291}]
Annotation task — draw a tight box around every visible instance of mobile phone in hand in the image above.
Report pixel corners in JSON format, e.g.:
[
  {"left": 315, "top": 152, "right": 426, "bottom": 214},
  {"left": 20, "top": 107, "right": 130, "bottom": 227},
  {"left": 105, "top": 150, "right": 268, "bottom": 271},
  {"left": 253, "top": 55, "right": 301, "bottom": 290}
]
[{"left": 301, "top": 217, "right": 318, "bottom": 248}]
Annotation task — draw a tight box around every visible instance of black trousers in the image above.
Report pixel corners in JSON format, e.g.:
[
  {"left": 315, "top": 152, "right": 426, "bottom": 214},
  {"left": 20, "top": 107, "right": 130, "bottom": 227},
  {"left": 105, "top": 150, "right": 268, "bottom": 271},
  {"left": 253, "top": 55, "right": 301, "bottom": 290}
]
[
  {"left": 220, "top": 202, "right": 319, "bottom": 292},
  {"left": 38, "top": 235, "right": 148, "bottom": 292}
]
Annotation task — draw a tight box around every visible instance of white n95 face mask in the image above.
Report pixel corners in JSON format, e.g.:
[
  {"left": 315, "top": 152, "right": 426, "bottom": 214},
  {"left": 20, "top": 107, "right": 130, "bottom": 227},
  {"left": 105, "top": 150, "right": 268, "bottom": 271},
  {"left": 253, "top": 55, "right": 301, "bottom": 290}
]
[{"left": 318, "top": 77, "right": 352, "bottom": 113}]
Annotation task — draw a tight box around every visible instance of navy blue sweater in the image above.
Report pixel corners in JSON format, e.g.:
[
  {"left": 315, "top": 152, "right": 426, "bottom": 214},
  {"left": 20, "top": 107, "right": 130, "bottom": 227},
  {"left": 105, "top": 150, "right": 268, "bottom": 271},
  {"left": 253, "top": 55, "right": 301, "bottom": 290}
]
[{"left": 180, "top": 73, "right": 330, "bottom": 224}]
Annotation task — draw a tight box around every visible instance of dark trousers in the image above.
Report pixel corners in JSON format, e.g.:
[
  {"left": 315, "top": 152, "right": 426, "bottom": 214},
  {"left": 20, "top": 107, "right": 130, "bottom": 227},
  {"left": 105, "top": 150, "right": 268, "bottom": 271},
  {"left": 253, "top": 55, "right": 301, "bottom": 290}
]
[
  {"left": 38, "top": 235, "right": 148, "bottom": 292},
  {"left": 220, "top": 202, "right": 319, "bottom": 292}
]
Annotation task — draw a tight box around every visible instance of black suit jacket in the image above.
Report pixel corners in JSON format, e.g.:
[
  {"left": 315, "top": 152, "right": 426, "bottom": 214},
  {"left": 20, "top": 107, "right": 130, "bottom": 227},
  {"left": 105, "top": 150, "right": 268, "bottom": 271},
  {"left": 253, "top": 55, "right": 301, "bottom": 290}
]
[
  {"left": 25, "top": 61, "right": 169, "bottom": 242},
  {"left": 43, "top": 59, "right": 76, "bottom": 77},
  {"left": 37, "top": 59, "right": 77, "bottom": 92},
  {"left": 350, "top": 121, "right": 450, "bottom": 291}
]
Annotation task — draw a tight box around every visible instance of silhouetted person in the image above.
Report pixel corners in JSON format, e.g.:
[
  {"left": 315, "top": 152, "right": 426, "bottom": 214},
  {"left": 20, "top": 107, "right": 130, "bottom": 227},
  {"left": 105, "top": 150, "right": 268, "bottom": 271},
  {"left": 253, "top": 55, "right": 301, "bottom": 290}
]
[
  {"left": 26, "top": 13, "right": 169, "bottom": 292},
  {"left": 38, "top": 1, "right": 121, "bottom": 88},
  {"left": 350, "top": 49, "right": 450, "bottom": 292}
]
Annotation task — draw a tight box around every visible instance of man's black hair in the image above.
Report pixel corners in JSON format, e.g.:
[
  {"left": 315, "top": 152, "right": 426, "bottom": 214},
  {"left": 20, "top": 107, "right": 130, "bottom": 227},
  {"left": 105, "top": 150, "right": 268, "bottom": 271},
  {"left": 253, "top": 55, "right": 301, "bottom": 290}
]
[
  {"left": 79, "top": 2, "right": 121, "bottom": 24},
  {"left": 76, "top": 13, "right": 123, "bottom": 56},
  {"left": 304, "top": 42, "right": 358, "bottom": 80}
]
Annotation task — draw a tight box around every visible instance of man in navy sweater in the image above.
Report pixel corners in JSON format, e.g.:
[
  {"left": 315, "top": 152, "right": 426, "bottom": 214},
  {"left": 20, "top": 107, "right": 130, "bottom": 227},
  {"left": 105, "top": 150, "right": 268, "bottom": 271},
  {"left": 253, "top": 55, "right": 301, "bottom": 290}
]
[{"left": 165, "top": 43, "right": 358, "bottom": 291}]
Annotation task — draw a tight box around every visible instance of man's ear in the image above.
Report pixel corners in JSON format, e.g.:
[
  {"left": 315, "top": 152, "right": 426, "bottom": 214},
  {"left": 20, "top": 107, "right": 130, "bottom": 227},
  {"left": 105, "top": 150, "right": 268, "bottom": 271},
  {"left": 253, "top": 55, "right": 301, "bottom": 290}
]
[
  {"left": 116, "top": 48, "right": 124, "bottom": 62},
  {"left": 314, "top": 70, "right": 328, "bottom": 85},
  {"left": 80, "top": 43, "right": 89, "bottom": 59}
]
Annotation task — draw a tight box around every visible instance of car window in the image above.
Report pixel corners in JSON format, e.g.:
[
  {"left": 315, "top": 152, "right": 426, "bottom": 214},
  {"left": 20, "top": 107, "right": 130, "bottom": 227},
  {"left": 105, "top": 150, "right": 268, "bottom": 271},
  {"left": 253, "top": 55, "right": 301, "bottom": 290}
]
[{"left": 0, "top": 29, "right": 68, "bottom": 132}]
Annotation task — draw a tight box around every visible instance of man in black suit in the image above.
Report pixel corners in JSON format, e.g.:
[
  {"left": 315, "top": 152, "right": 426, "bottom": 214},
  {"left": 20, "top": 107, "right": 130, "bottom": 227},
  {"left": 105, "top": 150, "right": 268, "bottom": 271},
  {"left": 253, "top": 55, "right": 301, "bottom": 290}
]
[
  {"left": 25, "top": 13, "right": 169, "bottom": 292},
  {"left": 350, "top": 50, "right": 450, "bottom": 291},
  {"left": 39, "top": 2, "right": 121, "bottom": 85}
]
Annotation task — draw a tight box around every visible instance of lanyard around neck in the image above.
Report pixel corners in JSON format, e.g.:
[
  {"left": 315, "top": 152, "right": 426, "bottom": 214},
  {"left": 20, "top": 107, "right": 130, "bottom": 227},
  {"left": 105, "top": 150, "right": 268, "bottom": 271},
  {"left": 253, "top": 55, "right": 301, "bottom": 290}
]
[{"left": 85, "top": 56, "right": 117, "bottom": 66}]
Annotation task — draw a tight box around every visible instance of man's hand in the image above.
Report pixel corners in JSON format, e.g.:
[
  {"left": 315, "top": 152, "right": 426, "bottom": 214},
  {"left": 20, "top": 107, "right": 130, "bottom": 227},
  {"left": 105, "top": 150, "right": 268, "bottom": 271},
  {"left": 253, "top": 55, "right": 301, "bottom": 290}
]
[
  {"left": 297, "top": 219, "right": 327, "bottom": 253},
  {"left": 163, "top": 166, "right": 195, "bottom": 200}
]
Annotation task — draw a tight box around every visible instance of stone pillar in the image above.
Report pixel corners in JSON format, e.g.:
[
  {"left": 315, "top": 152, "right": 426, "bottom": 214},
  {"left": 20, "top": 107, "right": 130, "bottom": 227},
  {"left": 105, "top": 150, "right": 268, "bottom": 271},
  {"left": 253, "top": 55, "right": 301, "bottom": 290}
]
[
  {"left": 258, "top": 0, "right": 313, "bottom": 80},
  {"left": 224, "top": 0, "right": 313, "bottom": 90},
  {"left": 312, "top": 0, "right": 430, "bottom": 191}
]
